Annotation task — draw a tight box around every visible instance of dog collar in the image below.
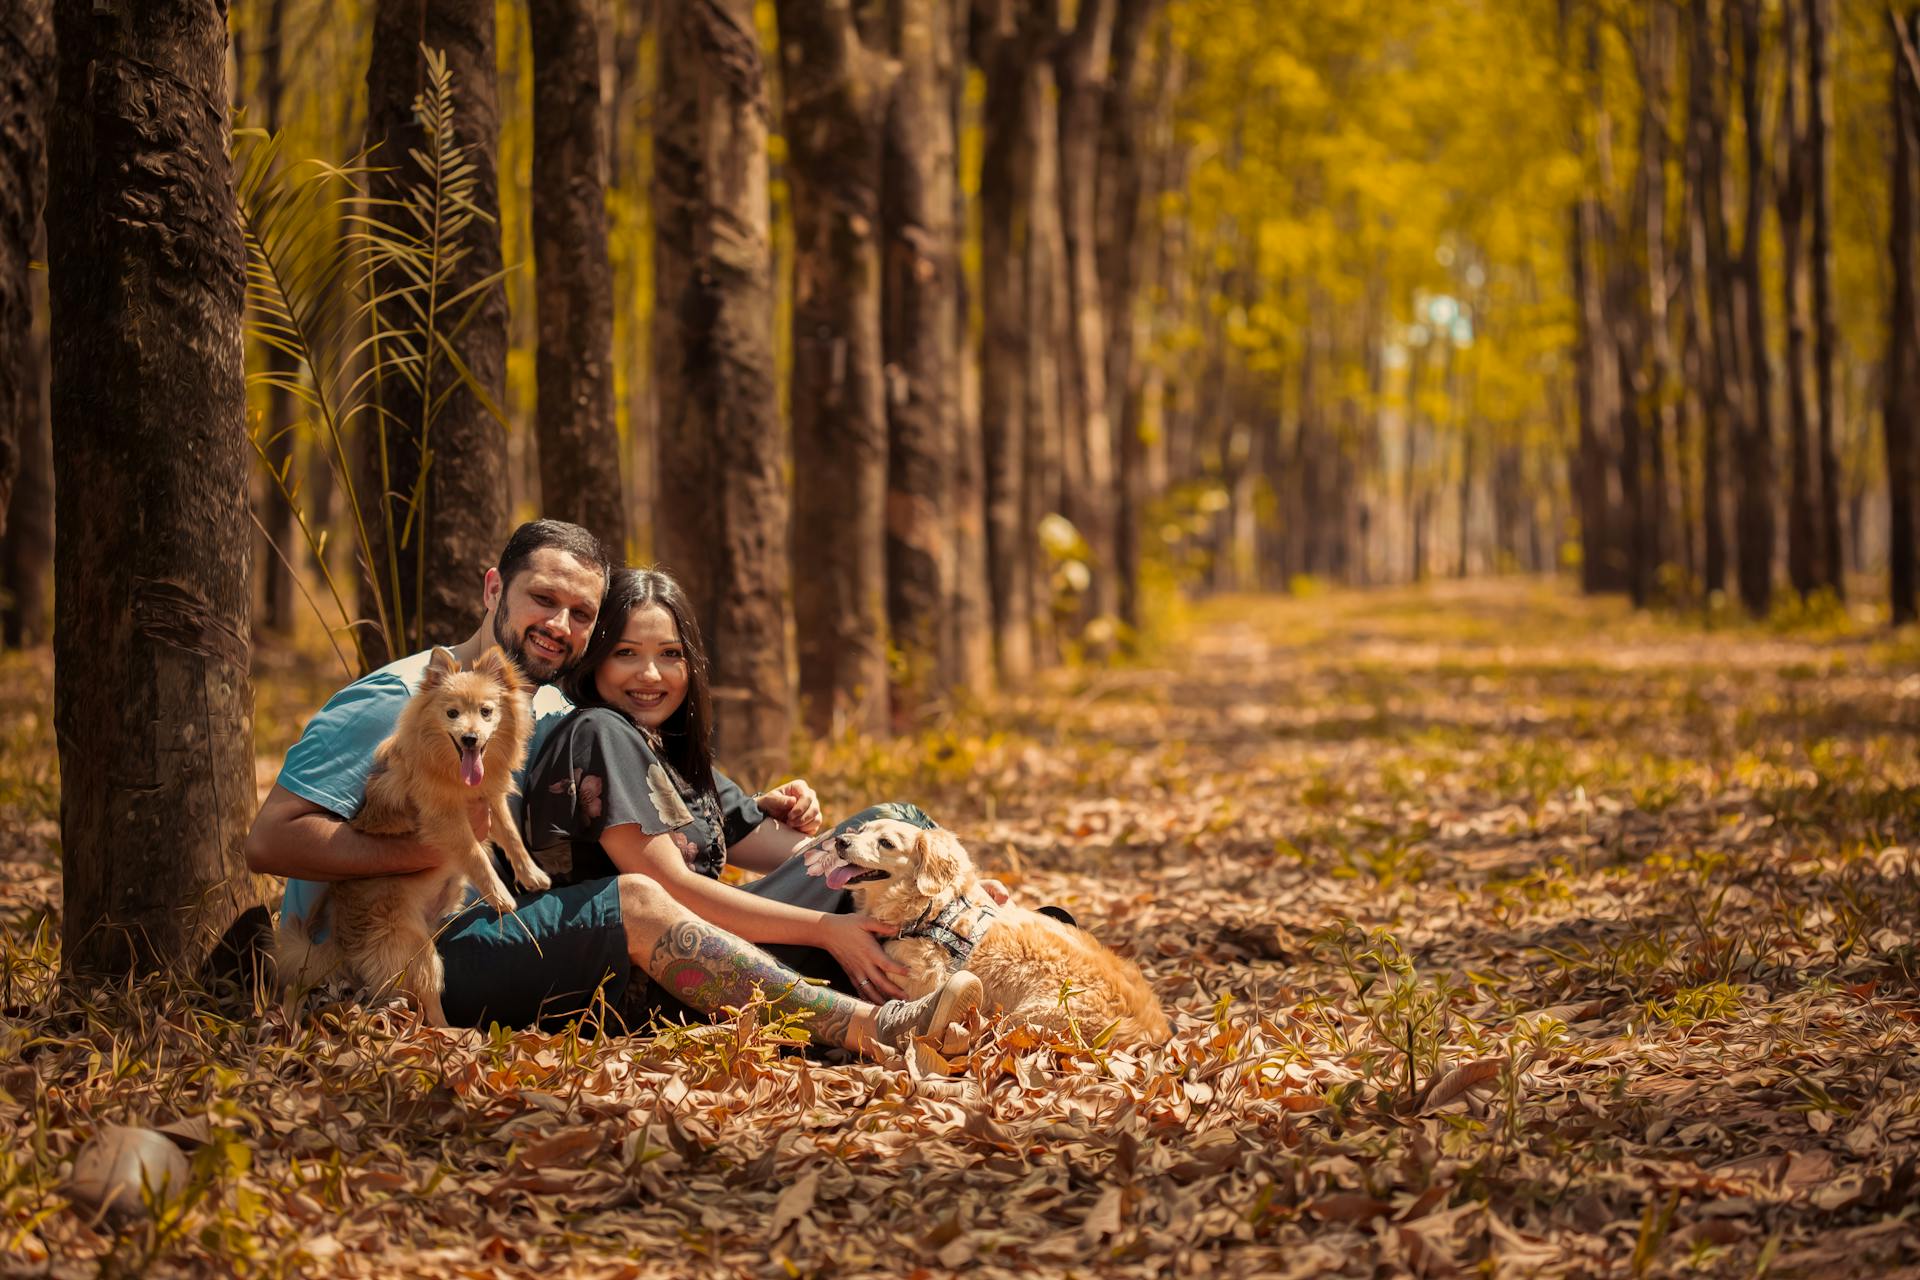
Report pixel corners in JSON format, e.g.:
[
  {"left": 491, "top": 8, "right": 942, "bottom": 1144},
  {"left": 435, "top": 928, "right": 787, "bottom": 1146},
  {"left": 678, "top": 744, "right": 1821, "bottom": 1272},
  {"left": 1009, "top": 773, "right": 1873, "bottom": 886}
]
[{"left": 900, "top": 896, "right": 999, "bottom": 968}]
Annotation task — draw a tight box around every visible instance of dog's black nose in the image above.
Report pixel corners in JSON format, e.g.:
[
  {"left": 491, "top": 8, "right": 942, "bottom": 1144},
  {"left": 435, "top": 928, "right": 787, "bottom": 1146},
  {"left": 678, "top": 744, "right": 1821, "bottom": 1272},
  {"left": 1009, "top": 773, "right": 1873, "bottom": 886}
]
[{"left": 460, "top": 733, "right": 478, "bottom": 749}]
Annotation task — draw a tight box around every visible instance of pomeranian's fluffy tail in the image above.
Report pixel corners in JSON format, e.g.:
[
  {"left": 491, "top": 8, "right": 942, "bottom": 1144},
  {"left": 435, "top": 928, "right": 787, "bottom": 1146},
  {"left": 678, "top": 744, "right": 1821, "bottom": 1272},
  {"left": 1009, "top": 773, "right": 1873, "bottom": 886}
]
[{"left": 271, "top": 914, "right": 340, "bottom": 992}]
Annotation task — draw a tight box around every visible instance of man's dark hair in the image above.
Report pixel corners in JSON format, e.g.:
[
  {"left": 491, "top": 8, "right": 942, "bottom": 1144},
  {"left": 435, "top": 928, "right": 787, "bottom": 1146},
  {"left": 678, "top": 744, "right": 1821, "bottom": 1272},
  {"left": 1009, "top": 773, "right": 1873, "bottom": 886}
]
[{"left": 498, "top": 519, "right": 614, "bottom": 589}]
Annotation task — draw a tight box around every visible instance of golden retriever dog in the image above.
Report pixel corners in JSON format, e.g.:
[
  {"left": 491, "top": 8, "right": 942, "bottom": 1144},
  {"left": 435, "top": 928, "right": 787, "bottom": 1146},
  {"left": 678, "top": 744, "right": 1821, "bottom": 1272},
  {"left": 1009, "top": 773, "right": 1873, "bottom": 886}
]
[
  {"left": 807, "top": 820, "right": 1170, "bottom": 1046},
  {"left": 275, "top": 646, "right": 549, "bottom": 1025}
]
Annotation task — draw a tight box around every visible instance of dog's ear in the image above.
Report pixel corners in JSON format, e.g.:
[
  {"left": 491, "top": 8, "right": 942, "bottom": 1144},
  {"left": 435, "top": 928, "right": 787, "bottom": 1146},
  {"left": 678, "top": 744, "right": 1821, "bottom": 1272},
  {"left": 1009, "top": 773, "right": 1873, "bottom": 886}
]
[
  {"left": 474, "top": 644, "right": 523, "bottom": 693},
  {"left": 422, "top": 646, "right": 459, "bottom": 689},
  {"left": 913, "top": 828, "right": 969, "bottom": 898}
]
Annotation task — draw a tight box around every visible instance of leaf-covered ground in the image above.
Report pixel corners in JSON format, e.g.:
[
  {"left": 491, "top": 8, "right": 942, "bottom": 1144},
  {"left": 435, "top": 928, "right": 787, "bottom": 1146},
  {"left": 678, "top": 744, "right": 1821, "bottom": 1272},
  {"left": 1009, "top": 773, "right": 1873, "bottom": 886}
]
[{"left": 5, "top": 581, "right": 1920, "bottom": 1277}]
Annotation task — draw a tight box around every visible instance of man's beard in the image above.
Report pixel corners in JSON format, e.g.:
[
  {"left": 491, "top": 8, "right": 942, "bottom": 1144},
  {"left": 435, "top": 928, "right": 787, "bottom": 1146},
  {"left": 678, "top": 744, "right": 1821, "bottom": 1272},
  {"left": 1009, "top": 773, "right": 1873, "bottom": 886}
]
[{"left": 494, "top": 611, "right": 575, "bottom": 684}]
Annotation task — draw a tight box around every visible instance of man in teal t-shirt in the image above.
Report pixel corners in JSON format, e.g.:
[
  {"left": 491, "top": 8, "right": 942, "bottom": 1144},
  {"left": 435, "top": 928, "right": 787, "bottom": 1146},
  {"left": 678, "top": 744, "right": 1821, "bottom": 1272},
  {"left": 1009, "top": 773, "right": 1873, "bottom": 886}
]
[{"left": 249, "top": 521, "right": 610, "bottom": 942}]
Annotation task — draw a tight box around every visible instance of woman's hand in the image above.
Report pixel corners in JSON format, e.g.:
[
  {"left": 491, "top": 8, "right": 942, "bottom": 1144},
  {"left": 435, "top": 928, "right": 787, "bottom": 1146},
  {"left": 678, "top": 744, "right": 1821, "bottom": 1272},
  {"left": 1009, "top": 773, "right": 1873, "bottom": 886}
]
[
  {"left": 757, "top": 780, "right": 823, "bottom": 835},
  {"left": 819, "top": 913, "right": 910, "bottom": 1001}
]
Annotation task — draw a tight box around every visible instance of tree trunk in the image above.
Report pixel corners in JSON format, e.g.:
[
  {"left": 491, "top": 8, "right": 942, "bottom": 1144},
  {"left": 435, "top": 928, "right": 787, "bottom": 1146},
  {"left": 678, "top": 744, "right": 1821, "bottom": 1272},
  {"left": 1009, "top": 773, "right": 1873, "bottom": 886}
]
[
  {"left": 362, "top": 0, "right": 510, "bottom": 659},
  {"left": 1807, "top": 0, "right": 1844, "bottom": 594},
  {"left": 1688, "top": 0, "right": 1736, "bottom": 598},
  {"left": 1640, "top": 4, "right": 1677, "bottom": 594},
  {"left": 254, "top": 0, "right": 298, "bottom": 635},
  {"left": 531, "top": 0, "right": 629, "bottom": 558},
  {"left": 1098, "top": 0, "right": 1159, "bottom": 633},
  {"left": 881, "top": 0, "right": 959, "bottom": 716},
  {"left": 0, "top": 286, "right": 48, "bottom": 648},
  {"left": 947, "top": 0, "right": 993, "bottom": 692},
  {"left": 47, "top": 0, "right": 261, "bottom": 973},
  {"left": 1733, "top": 0, "right": 1776, "bottom": 617},
  {"left": 777, "top": 0, "right": 893, "bottom": 736},
  {"left": 0, "top": 0, "right": 50, "bottom": 554},
  {"left": 1055, "top": 0, "right": 1116, "bottom": 627},
  {"left": 653, "top": 0, "right": 792, "bottom": 775},
  {"left": 1886, "top": 8, "right": 1918, "bottom": 625},
  {"left": 1027, "top": 9, "right": 1068, "bottom": 664},
  {"left": 0, "top": 0, "right": 50, "bottom": 648},
  {"left": 978, "top": 3, "right": 1043, "bottom": 681},
  {"left": 1779, "top": 0, "right": 1818, "bottom": 600}
]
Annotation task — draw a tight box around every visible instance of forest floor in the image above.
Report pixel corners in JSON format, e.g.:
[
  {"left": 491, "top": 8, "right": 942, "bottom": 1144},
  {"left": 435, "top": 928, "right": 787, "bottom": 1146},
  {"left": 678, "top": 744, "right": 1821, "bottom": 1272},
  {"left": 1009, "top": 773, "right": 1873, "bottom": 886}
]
[{"left": 5, "top": 579, "right": 1920, "bottom": 1278}]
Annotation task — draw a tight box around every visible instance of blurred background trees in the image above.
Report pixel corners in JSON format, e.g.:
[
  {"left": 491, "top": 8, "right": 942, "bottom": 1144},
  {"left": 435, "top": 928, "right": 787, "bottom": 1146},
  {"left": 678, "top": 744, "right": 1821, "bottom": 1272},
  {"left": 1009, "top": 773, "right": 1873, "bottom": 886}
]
[{"left": 7, "top": 0, "right": 1920, "bottom": 741}]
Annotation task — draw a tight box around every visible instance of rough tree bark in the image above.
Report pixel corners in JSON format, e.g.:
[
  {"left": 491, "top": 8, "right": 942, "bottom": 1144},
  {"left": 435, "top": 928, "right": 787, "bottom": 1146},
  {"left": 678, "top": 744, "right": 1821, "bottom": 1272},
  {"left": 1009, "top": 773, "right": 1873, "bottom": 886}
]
[
  {"left": 47, "top": 0, "right": 261, "bottom": 973},
  {"left": 0, "top": 0, "right": 50, "bottom": 549},
  {"left": 1779, "top": 0, "right": 1818, "bottom": 600},
  {"left": 1026, "top": 10, "right": 1068, "bottom": 664},
  {"left": 362, "top": 0, "right": 510, "bottom": 658},
  {"left": 653, "top": 0, "right": 792, "bottom": 773},
  {"left": 1733, "top": 0, "right": 1776, "bottom": 618},
  {"left": 1886, "top": 8, "right": 1918, "bottom": 625},
  {"left": 977, "top": 1, "right": 1045, "bottom": 680},
  {"left": 1807, "top": 0, "right": 1843, "bottom": 593},
  {"left": 776, "top": 0, "right": 894, "bottom": 736},
  {"left": 881, "top": 0, "right": 959, "bottom": 715},
  {"left": 530, "top": 0, "right": 629, "bottom": 558},
  {"left": 1054, "top": 0, "right": 1116, "bottom": 626}
]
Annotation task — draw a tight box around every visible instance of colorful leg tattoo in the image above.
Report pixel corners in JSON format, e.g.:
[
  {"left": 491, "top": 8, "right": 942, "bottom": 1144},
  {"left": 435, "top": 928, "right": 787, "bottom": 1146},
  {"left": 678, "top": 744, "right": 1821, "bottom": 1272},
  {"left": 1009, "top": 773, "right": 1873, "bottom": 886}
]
[{"left": 641, "top": 918, "right": 860, "bottom": 1048}]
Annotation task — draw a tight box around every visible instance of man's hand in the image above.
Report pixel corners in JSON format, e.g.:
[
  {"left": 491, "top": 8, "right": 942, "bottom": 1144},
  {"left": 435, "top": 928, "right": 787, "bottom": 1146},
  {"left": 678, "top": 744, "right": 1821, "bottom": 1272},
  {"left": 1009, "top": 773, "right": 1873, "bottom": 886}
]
[{"left": 756, "top": 780, "right": 823, "bottom": 836}]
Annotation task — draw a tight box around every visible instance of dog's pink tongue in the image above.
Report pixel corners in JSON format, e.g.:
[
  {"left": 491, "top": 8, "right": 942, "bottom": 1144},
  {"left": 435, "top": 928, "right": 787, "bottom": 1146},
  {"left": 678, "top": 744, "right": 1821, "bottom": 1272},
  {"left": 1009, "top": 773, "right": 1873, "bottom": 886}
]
[
  {"left": 459, "top": 746, "right": 485, "bottom": 788},
  {"left": 825, "top": 863, "right": 861, "bottom": 891}
]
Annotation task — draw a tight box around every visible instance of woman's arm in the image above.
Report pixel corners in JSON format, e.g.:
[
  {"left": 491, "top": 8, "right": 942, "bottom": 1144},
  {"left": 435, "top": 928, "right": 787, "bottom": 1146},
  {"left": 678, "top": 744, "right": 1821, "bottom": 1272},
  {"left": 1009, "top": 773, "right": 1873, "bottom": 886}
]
[
  {"left": 601, "top": 823, "right": 910, "bottom": 997},
  {"left": 726, "top": 818, "right": 811, "bottom": 874}
]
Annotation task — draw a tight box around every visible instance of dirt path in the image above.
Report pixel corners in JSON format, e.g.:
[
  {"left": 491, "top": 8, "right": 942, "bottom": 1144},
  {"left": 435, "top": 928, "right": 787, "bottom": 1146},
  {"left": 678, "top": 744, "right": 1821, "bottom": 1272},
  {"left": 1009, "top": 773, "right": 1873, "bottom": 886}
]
[{"left": 8, "top": 582, "right": 1920, "bottom": 1277}]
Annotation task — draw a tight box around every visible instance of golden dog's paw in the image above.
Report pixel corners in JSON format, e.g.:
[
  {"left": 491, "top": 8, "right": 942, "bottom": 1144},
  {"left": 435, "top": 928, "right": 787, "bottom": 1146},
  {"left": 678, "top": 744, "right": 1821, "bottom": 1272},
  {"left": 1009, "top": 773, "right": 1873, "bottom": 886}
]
[{"left": 515, "top": 865, "right": 552, "bottom": 894}]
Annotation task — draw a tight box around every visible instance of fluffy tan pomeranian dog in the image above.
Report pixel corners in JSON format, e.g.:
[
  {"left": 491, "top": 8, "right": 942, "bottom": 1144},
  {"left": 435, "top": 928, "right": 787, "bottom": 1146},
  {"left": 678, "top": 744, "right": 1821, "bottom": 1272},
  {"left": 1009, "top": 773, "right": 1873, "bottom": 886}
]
[
  {"left": 806, "top": 820, "right": 1170, "bottom": 1046},
  {"left": 275, "top": 645, "right": 550, "bottom": 1025}
]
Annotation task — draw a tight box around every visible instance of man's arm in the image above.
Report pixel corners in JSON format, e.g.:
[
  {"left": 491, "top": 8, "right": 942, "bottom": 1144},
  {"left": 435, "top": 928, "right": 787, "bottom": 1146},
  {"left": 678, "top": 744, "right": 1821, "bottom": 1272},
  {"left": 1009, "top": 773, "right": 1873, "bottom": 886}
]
[{"left": 244, "top": 784, "right": 447, "bottom": 881}]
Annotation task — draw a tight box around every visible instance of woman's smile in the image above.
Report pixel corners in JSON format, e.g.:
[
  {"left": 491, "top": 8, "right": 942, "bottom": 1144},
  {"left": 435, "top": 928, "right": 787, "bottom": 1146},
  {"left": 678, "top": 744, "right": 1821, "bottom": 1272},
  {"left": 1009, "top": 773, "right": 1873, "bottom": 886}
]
[{"left": 593, "top": 604, "right": 690, "bottom": 731}]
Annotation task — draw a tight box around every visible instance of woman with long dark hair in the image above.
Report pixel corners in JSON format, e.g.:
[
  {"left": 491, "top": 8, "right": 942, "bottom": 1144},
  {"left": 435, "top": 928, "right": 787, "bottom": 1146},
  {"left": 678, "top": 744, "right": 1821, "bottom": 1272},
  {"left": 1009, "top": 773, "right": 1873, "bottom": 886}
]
[{"left": 514, "top": 567, "right": 968, "bottom": 1029}]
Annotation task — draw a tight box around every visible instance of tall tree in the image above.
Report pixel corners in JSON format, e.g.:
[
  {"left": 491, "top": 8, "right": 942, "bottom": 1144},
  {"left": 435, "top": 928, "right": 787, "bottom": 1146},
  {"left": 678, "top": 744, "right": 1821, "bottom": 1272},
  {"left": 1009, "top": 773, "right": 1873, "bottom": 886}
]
[
  {"left": 1806, "top": 0, "right": 1843, "bottom": 594},
  {"left": 977, "top": 1, "right": 1046, "bottom": 681},
  {"left": 1641, "top": 5, "right": 1678, "bottom": 595},
  {"left": 1096, "top": 0, "right": 1162, "bottom": 632},
  {"left": 1886, "top": 8, "right": 1919, "bottom": 625},
  {"left": 1055, "top": 0, "right": 1117, "bottom": 626},
  {"left": 254, "top": 0, "right": 299, "bottom": 634},
  {"left": 1778, "top": 0, "right": 1818, "bottom": 600},
  {"left": 47, "top": 0, "right": 261, "bottom": 972},
  {"left": 881, "top": 0, "right": 960, "bottom": 713},
  {"left": 530, "top": 0, "right": 629, "bottom": 558},
  {"left": 777, "top": 0, "right": 895, "bottom": 736},
  {"left": 0, "top": 0, "right": 50, "bottom": 546},
  {"left": 1687, "top": 0, "right": 1737, "bottom": 598},
  {"left": 1025, "top": 0, "right": 1069, "bottom": 661},
  {"left": 1733, "top": 0, "right": 1775, "bottom": 617},
  {"left": 947, "top": 0, "right": 994, "bottom": 692},
  {"left": 1569, "top": 1, "right": 1621, "bottom": 594},
  {"left": 653, "top": 0, "right": 792, "bottom": 773},
  {"left": 362, "top": 1, "right": 510, "bottom": 658}
]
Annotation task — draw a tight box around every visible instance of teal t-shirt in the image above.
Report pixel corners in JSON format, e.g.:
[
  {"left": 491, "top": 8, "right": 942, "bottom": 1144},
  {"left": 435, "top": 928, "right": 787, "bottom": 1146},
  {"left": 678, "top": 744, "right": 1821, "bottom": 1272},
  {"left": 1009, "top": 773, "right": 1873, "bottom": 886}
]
[{"left": 274, "top": 649, "right": 572, "bottom": 937}]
